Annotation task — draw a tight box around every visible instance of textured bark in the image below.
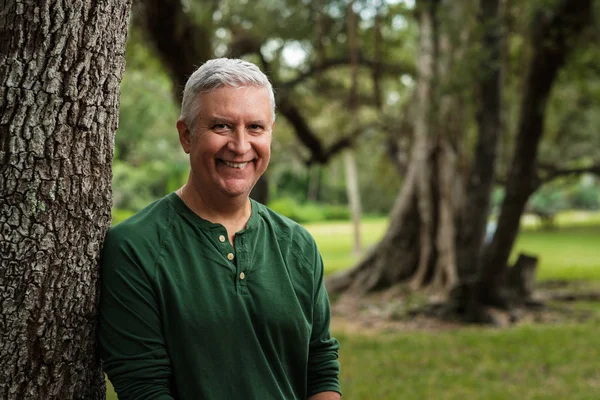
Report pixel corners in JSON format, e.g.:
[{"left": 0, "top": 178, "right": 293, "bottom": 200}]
[
  {"left": 478, "top": 0, "right": 593, "bottom": 300},
  {"left": 0, "top": 1, "right": 131, "bottom": 399}
]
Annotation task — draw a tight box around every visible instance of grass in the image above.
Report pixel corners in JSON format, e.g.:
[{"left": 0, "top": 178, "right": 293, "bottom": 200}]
[
  {"left": 305, "top": 211, "right": 600, "bottom": 281},
  {"left": 304, "top": 218, "right": 387, "bottom": 275},
  {"left": 338, "top": 320, "right": 600, "bottom": 399},
  {"left": 106, "top": 211, "right": 600, "bottom": 399}
]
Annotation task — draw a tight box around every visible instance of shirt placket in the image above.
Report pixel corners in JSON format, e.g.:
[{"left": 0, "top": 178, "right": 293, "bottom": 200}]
[{"left": 234, "top": 234, "right": 249, "bottom": 295}]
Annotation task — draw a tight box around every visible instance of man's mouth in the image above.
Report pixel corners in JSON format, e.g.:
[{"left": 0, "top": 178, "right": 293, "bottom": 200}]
[{"left": 222, "top": 160, "right": 249, "bottom": 169}]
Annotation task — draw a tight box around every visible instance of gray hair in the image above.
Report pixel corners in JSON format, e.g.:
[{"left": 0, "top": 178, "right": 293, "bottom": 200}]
[{"left": 180, "top": 58, "right": 276, "bottom": 129}]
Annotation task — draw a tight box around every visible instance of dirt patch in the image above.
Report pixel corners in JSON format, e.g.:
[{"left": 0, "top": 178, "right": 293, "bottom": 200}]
[{"left": 330, "top": 281, "right": 600, "bottom": 334}]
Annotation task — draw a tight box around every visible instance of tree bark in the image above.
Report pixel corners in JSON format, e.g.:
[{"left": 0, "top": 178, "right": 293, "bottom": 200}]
[
  {"left": 478, "top": 0, "right": 593, "bottom": 301},
  {"left": 326, "top": 166, "right": 421, "bottom": 294},
  {"left": 0, "top": 1, "right": 131, "bottom": 398},
  {"left": 135, "top": 0, "right": 213, "bottom": 101},
  {"left": 456, "top": 0, "right": 502, "bottom": 279},
  {"left": 344, "top": 150, "right": 362, "bottom": 255}
]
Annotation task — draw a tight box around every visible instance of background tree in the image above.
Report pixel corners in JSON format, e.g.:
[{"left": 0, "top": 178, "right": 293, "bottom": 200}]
[
  {"left": 477, "top": 0, "right": 594, "bottom": 310},
  {"left": 0, "top": 1, "right": 132, "bottom": 398},
  {"left": 327, "top": 0, "right": 596, "bottom": 321}
]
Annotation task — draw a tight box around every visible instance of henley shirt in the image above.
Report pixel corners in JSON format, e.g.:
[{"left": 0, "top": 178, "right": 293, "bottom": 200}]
[{"left": 98, "top": 192, "right": 341, "bottom": 399}]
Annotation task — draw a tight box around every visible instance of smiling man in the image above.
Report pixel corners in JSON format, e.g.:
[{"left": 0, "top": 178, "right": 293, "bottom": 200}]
[{"left": 98, "top": 58, "right": 342, "bottom": 400}]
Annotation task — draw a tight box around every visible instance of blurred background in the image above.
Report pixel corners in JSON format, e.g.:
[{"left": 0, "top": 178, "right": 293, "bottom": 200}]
[{"left": 108, "top": 0, "right": 600, "bottom": 398}]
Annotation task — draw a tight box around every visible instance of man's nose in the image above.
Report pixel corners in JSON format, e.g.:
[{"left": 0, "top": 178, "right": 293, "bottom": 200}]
[{"left": 227, "top": 129, "right": 251, "bottom": 153}]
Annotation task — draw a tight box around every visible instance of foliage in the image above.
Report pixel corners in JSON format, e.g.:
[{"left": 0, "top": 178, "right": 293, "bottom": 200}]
[
  {"left": 568, "top": 175, "right": 600, "bottom": 210},
  {"left": 525, "top": 176, "right": 600, "bottom": 216},
  {"left": 527, "top": 183, "right": 569, "bottom": 215},
  {"left": 268, "top": 197, "right": 350, "bottom": 223},
  {"left": 111, "top": 208, "right": 135, "bottom": 225},
  {"left": 112, "top": 29, "right": 188, "bottom": 214}
]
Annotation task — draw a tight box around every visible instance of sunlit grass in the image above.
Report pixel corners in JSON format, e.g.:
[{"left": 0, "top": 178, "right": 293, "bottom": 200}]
[
  {"left": 305, "top": 211, "right": 600, "bottom": 281},
  {"left": 304, "top": 218, "right": 388, "bottom": 275}
]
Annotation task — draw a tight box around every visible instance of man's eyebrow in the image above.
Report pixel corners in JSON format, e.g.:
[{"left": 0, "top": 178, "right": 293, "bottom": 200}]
[
  {"left": 207, "top": 116, "right": 231, "bottom": 124},
  {"left": 248, "top": 120, "right": 268, "bottom": 125}
]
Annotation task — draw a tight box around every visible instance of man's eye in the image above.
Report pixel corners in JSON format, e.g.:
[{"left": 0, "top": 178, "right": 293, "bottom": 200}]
[
  {"left": 213, "top": 124, "right": 229, "bottom": 131},
  {"left": 248, "top": 124, "right": 264, "bottom": 132}
]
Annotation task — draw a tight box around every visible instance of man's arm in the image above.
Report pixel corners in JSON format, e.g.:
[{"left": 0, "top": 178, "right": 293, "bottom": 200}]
[
  {"left": 306, "top": 251, "right": 342, "bottom": 398},
  {"left": 308, "top": 391, "right": 342, "bottom": 400},
  {"left": 98, "top": 229, "right": 174, "bottom": 399}
]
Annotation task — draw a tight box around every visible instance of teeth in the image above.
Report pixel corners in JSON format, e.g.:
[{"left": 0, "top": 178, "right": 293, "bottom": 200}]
[{"left": 223, "top": 160, "right": 248, "bottom": 169}]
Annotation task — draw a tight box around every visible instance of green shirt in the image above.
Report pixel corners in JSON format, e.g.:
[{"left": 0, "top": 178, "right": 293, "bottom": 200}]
[{"left": 98, "top": 193, "right": 341, "bottom": 399}]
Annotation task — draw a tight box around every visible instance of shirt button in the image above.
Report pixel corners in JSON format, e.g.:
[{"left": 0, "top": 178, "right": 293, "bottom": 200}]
[
  {"left": 219, "top": 235, "right": 226, "bottom": 243},
  {"left": 227, "top": 253, "right": 234, "bottom": 261},
  {"left": 240, "top": 272, "right": 246, "bottom": 280}
]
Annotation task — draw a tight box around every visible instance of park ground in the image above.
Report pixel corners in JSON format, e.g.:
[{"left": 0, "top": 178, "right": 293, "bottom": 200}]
[{"left": 107, "top": 211, "right": 600, "bottom": 399}]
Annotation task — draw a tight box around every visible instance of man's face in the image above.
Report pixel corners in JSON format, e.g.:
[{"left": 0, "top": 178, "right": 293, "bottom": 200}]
[{"left": 177, "top": 85, "right": 273, "bottom": 200}]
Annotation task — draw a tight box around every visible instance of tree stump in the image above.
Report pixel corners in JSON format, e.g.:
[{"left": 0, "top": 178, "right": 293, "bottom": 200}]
[{"left": 507, "top": 253, "right": 538, "bottom": 301}]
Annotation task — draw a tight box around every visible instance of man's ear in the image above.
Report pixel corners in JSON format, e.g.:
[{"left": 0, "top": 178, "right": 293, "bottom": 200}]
[{"left": 177, "top": 119, "right": 192, "bottom": 154}]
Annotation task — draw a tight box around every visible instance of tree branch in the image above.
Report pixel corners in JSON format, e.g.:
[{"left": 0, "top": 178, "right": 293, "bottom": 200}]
[
  {"left": 135, "top": 0, "right": 214, "bottom": 100},
  {"left": 277, "top": 96, "right": 364, "bottom": 165},
  {"left": 281, "top": 56, "right": 415, "bottom": 90},
  {"left": 537, "top": 162, "right": 600, "bottom": 182}
]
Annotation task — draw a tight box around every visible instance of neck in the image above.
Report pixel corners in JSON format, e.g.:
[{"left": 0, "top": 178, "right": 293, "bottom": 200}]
[{"left": 177, "top": 182, "right": 252, "bottom": 228}]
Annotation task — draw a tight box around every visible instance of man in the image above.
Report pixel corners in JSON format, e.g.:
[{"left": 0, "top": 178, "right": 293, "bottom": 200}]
[{"left": 98, "top": 58, "right": 342, "bottom": 400}]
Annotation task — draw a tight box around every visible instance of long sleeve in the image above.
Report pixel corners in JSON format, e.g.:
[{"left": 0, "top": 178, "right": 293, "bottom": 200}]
[
  {"left": 97, "top": 229, "right": 174, "bottom": 400},
  {"left": 306, "top": 253, "right": 341, "bottom": 398}
]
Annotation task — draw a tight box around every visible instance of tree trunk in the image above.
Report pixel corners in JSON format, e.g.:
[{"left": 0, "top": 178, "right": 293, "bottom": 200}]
[
  {"left": 307, "top": 164, "right": 321, "bottom": 202},
  {"left": 456, "top": 0, "right": 502, "bottom": 279},
  {"left": 326, "top": 165, "right": 421, "bottom": 294},
  {"left": 0, "top": 1, "right": 131, "bottom": 398},
  {"left": 250, "top": 175, "right": 269, "bottom": 204},
  {"left": 477, "top": 0, "right": 593, "bottom": 303},
  {"left": 328, "top": 0, "right": 439, "bottom": 295},
  {"left": 345, "top": 1, "right": 363, "bottom": 256},
  {"left": 344, "top": 150, "right": 362, "bottom": 255}
]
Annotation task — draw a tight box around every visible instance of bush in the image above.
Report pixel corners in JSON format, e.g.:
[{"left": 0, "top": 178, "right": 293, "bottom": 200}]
[
  {"left": 569, "top": 181, "right": 600, "bottom": 210},
  {"left": 268, "top": 198, "right": 350, "bottom": 223},
  {"left": 112, "top": 208, "right": 136, "bottom": 225}
]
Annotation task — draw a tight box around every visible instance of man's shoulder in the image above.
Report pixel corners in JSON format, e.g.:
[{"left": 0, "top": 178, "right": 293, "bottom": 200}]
[
  {"left": 253, "top": 200, "right": 316, "bottom": 248},
  {"left": 106, "top": 194, "right": 176, "bottom": 251}
]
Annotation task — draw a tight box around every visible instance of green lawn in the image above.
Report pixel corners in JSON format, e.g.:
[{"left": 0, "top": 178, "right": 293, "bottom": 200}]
[
  {"left": 306, "top": 211, "right": 600, "bottom": 281},
  {"left": 106, "top": 211, "right": 600, "bottom": 399},
  {"left": 338, "top": 319, "right": 600, "bottom": 399}
]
